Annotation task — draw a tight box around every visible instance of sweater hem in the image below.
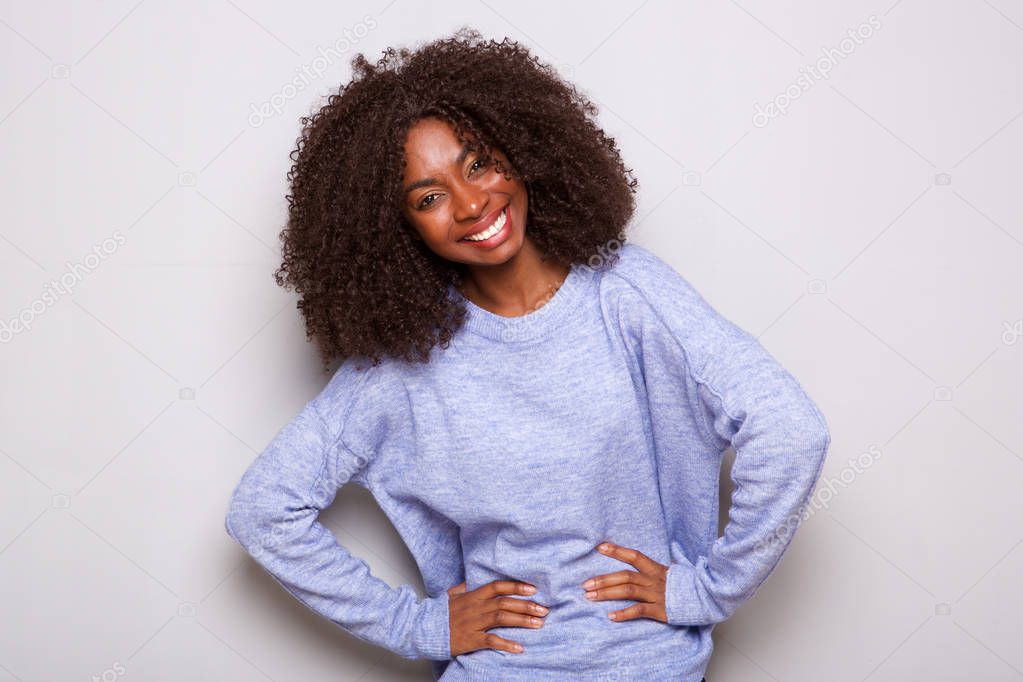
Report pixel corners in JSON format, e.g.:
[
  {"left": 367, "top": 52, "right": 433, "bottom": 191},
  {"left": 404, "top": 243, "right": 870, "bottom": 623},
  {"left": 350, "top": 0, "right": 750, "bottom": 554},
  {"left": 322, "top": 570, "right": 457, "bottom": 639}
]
[{"left": 443, "top": 655, "right": 709, "bottom": 681}]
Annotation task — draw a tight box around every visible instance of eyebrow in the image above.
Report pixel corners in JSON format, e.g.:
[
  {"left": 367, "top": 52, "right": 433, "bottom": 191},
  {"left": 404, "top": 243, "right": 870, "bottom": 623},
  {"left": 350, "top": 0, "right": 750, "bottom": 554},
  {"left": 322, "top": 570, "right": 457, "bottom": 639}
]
[{"left": 403, "top": 142, "right": 474, "bottom": 195}]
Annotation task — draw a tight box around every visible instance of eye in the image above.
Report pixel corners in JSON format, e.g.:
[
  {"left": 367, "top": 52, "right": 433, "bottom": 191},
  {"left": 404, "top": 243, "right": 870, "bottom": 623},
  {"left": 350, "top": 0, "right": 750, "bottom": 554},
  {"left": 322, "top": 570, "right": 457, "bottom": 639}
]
[
  {"left": 417, "top": 193, "right": 438, "bottom": 210},
  {"left": 469, "top": 157, "right": 489, "bottom": 174}
]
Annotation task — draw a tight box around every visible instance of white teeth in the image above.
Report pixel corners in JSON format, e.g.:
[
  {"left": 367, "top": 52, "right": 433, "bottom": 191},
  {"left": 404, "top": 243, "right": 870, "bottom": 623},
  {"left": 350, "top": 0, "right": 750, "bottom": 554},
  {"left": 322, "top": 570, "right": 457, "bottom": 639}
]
[{"left": 463, "top": 208, "right": 506, "bottom": 241}]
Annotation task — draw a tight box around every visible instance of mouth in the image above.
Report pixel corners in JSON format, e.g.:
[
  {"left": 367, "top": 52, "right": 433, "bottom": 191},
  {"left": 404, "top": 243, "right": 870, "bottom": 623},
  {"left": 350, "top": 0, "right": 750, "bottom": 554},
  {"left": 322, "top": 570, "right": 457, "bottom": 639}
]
[{"left": 460, "top": 206, "right": 509, "bottom": 243}]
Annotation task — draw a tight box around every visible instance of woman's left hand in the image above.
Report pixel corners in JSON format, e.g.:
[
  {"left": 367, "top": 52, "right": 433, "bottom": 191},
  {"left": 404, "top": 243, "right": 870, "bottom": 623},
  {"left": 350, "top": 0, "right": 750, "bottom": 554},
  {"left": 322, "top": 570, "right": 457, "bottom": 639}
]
[{"left": 581, "top": 541, "right": 669, "bottom": 623}]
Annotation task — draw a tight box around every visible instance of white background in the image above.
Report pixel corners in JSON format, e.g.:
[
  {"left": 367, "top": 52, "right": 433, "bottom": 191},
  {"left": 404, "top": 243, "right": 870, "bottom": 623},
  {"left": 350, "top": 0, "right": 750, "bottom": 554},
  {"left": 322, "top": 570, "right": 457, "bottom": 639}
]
[{"left": 1, "top": 0, "right": 1022, "bottom": 680}]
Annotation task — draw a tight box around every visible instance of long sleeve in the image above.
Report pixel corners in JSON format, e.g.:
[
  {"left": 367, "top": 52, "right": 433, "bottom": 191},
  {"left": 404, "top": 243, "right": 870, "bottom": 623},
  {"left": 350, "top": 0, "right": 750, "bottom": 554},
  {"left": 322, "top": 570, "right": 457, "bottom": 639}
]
[
  {"left": 223, "top": 388, "right": 451, "bottom": 660},
  {"left": 661, "top": 318, "right": 830, "bottom": 626},
  {"left": 610, "top": 245, "right": 831, "bottom": 627}
]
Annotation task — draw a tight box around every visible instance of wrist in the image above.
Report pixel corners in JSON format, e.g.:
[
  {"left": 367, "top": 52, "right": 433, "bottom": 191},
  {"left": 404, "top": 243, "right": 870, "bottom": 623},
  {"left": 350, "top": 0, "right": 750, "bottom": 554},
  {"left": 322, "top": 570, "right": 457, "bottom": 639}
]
[
  {"left": 664, "top": 558, "right": 703, "bottom": 626},
  {"left": 410, "top": 591, "right": 452, "bottom": 660}
]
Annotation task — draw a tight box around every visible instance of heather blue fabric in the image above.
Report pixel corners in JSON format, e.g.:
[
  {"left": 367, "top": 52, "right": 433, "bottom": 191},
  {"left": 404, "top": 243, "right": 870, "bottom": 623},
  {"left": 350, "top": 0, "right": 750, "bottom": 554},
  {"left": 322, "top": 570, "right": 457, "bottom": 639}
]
[{"left": 224, "top": 242, "right": 831, "bottom": 681}]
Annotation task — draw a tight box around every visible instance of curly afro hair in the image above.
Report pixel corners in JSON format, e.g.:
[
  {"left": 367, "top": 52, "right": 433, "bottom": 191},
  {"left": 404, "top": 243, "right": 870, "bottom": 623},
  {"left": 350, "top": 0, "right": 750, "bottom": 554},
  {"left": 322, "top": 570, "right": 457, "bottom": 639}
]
[{"left": 275, "top": 27, "right": 639, "bottom": 371}]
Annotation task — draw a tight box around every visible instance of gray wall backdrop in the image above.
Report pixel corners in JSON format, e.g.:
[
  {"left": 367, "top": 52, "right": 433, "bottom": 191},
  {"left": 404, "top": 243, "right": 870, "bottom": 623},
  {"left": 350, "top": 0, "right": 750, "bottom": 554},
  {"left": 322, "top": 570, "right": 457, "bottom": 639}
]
[{"left": 2, "top": 0, "right": 1022, "bottom": 680}]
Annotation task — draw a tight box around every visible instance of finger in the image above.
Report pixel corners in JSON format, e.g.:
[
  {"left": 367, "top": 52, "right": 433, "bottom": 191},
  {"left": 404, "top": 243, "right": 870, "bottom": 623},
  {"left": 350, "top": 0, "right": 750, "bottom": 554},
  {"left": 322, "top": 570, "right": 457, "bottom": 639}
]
[
  {"left": 480, "top": 606, "right": 546, "bottom": 631},
  {"left": 479, "top": 633, "right": 525, "bottom": 654},
  {"left": 478, "top": 580, "right": 537, "bottom": 599},
  {"left": 585, "top": 581, "right": 659, "bottom": 605},
  {"left": 606, "top": 602, "right": 654, "bottom": 623},
  {"left": 488, "top": 596, "right": 550, "bottom": 617},
  {"left": 596, "top": 541, "right": 660, "bottom": 573},
  {"left": 582, "top": 569, "right": 652, "bottom": 591},
  {"left": 448, "top": 581, "right": 467, "bottom": 596}
]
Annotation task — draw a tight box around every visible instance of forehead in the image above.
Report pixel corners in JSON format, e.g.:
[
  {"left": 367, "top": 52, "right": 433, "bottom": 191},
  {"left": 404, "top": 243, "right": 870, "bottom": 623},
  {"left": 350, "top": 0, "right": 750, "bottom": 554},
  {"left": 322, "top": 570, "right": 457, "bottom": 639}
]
[{"left": 402, "top": 117, "right": 474, "bottom": 173}]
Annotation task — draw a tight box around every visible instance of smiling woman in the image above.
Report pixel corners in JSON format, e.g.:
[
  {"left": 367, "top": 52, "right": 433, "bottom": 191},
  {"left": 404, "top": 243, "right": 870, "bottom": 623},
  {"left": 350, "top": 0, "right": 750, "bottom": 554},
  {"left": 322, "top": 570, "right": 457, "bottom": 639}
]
[
  {"left": 272, "top": 27, "right": 637, "bottom": 369},
  {"left": 402, "top": 119, "right": 523, "bottom": 261},
  {"left": 225, "top": 25, "right": 828, "bottom": 682}
]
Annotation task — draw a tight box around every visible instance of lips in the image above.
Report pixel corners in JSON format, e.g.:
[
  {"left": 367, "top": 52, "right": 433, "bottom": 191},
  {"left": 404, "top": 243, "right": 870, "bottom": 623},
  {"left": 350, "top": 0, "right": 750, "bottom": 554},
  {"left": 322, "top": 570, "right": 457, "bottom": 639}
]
[{"left": 461, "top": 206, "right": 507, "bottom": 241}]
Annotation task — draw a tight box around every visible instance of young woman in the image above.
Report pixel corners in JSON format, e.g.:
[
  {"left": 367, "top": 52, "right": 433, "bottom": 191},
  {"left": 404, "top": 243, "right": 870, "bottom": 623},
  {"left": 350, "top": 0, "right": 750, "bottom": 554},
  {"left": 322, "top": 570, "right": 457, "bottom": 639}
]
[{"left": 224, "top": 28, "right": 829, "bottom": 682}]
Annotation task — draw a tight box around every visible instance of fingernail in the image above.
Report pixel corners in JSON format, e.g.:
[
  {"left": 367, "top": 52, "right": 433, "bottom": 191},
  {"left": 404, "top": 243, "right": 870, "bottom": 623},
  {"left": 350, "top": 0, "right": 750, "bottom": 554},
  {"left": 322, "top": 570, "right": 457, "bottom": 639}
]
[
  {"left": 582, "top": 579, "right": 595, "bottom": 589},
  {"left": 535, "top": 605, "right": 549, "bottom": 615},
  {"left": 598, "top": 543, "right": 610, "bottom": 551},
  {"left": 523, "top": 585, "right": 537, "bottom": 594},
  {"left": 531, "top": 617, "right": 543, "bottom": 626},
  {"left": 513, "top": 644, "right": 524, "bottom": 652},
  {"left": 585, "top": 591, "right": 596, "bottom": 599}
]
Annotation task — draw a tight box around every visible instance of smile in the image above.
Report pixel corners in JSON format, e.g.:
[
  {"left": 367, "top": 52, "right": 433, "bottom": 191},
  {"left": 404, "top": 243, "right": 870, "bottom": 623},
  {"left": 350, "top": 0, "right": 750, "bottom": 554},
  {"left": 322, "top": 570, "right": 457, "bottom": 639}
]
[{"left": 461, "top": 207, "right": 508, "bottom": 243}]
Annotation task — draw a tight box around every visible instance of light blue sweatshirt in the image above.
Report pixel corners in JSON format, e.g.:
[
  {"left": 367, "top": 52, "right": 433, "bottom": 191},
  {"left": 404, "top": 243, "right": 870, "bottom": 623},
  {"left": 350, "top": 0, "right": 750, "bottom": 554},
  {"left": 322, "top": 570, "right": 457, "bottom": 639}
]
[{"left": 224, "top": 242, "right": 831, "bottom": 681}]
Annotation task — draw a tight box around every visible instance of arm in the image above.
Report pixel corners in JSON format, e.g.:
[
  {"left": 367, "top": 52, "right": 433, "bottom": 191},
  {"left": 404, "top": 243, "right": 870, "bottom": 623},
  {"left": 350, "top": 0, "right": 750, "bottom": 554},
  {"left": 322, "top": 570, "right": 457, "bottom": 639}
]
[
  {"left": 661, "top": 316, "right": 831, "bottom": 626},
  {"left": 223, "top": 395, "right": 451, "bottom": 660},
  {"left": 611, "top": 245, "right": 831, "bottom": 627}
]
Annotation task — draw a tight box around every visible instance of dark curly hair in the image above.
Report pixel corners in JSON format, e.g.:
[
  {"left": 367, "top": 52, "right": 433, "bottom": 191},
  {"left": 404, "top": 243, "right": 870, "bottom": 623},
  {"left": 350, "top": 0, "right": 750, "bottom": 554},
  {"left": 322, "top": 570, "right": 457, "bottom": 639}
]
[{"left": 275, "top": 27, "right": 639, "bottom": 371}]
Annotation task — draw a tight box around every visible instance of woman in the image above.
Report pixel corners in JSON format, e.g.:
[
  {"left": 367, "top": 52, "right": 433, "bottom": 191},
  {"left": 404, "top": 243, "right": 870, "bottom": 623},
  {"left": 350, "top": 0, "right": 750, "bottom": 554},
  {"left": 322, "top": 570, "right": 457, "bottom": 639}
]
[{"left": 224, "top": 28, "right": 829, "bottom": 682}]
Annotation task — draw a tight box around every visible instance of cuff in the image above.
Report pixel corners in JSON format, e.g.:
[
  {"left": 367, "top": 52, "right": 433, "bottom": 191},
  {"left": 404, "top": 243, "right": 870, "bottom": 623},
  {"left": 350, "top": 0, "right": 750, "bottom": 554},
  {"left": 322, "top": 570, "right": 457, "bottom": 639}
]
[
  {"left": 410, "top": 591, "right": 452, "bottom": 660},
  {"left": 664, "top": 557, "right": 710, "bottom": 626}
]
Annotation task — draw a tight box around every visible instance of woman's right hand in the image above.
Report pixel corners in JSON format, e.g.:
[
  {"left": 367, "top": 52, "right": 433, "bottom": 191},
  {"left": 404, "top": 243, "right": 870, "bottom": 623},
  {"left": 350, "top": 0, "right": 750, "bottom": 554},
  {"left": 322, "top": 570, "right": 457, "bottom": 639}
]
[{"left": 446, "top": 580, "right": 549, "bottom": 656}]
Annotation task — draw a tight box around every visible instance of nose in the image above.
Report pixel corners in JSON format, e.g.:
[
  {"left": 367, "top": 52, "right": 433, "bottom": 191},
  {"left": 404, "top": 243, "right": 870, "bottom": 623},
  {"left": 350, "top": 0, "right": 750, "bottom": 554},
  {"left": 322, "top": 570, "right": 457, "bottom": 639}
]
[{"left": 451, "top": 178, "right": 488, "bottom": 223}]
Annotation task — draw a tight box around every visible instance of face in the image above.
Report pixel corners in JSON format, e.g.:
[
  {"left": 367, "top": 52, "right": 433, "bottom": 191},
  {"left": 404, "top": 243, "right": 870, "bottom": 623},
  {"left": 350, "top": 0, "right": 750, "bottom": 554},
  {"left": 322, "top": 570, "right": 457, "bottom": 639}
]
[{"left": 400, "top": 117, "right": 528, "bottom": 266}]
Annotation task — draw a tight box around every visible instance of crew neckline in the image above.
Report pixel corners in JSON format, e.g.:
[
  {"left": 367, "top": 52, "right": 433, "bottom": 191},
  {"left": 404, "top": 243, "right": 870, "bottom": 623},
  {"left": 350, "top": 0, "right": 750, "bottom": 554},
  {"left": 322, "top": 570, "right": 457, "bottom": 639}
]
[{"left": 448, "top": 262, "right": 591, "bottom": 343}]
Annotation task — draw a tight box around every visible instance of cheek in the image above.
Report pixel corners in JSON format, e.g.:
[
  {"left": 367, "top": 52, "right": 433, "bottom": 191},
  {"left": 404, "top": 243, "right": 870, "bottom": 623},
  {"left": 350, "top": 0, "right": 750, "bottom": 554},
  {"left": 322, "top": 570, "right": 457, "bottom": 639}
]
[
  {"left": 489, "top": 171, "right": 523, "bottom": 195},
  {"left": 411, "top": 211, "right": 452, "bottom": 240}
]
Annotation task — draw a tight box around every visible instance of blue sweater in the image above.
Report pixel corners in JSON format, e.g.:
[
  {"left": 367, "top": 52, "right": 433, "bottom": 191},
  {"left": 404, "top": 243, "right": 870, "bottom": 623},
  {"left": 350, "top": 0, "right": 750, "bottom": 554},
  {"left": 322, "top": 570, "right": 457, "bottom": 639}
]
[{"left": 224, "top": 242, "right": 831, "bottom": 681}]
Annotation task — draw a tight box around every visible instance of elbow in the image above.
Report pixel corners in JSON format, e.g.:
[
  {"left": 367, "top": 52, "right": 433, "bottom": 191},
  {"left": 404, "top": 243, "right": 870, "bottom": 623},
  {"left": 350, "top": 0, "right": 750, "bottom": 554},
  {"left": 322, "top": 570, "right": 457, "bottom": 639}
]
[
  {"left": 224, "top": 486, "right": 290, "bottom": 563},
  {"left": 794, "top": 391, "right": 831, "bottom": 459},
  {"left": 770, "top": 405, "right": 830, "bottom": 460},
  {"left": 805, "top": 420, "right": 831, "bottom": 459},
  {"left": 224, "top": 503, "right": 241, "bottom": 544},
  {"left": 781, "top": 397, "right": 831, "bottom": 484},
  {"left": 224, "top": 500, "right": 269, "bottom": 561},
  {"left": 224, "top": 492, "right": 247, "bottom": 546},
  {"left": 798, "top": 408, "right": 831, "bottom": 487},
  {"left": 810, "top": 408, "right": 831, "bottom": 457},
  {"left": 224, "top": 485, "right": 260, "bottom": 551}
]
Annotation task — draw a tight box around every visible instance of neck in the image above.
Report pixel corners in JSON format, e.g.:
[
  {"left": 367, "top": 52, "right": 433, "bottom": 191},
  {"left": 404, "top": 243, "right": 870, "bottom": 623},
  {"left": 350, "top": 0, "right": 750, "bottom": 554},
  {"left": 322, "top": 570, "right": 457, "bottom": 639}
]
[{"left": 457, "top": 238, "right": 571, "bottom": 317}]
